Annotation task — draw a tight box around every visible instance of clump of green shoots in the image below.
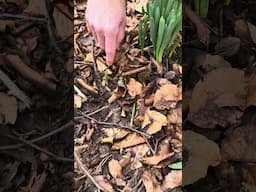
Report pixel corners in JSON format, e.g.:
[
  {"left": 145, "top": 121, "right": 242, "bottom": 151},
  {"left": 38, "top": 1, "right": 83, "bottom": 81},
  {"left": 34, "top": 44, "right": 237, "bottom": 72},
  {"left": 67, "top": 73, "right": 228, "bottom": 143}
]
[
  {"left": 193, "top": 0, "right": 209, "bottom": 18},
  {"left": 148, "top": 0, "right": 182, "bottom": 63}
]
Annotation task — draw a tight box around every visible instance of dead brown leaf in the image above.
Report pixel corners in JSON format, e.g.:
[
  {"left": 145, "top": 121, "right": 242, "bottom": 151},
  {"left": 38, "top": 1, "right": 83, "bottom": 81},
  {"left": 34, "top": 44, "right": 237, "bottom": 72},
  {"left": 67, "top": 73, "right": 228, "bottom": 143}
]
[
  {"left": 142, "top": 170, "right": 162, "bottom": 192},
  {"left": 142, "top": 109, "right": 167, "bottom": 135},
  {"left": 112, "top": 133, "right": 145, "bottom": 150},
  {"left": 142, "top": 153, "right": 174, "bottom": 166},
  {"left": 188, "top": 68, "right": 246, "bottom": 128},
  {"left": 53, "top": 5, "right": 73, "bottom": 39},
  {"left": 94, "top": 175, "right": 114, "bottom": 192},
  {"left": 183, "top": 131, "right": 221, "bottom": 186},
  {"left": 153, "top": 84, "right": 181, "bottom": 110},
  {"left": 161, "top": 171, "right": 181, "bottom": 191},
  {"left": 74, "top": 94, "right": 82, "bottom": 108},
  {"left": 0, "top": 92, "right": 17, "bottom": 124},
  {"left": 126, "top": 78, "right": 143, "bottom": 98},
  {"left": 221, "top": 123, "right": 256, "bottom": 162},
  {"left": 23, "top": 0, "right": 47, "bottom": 16},
  {"left": 108, "top": 159, "right": 122, "bottom": 179}
]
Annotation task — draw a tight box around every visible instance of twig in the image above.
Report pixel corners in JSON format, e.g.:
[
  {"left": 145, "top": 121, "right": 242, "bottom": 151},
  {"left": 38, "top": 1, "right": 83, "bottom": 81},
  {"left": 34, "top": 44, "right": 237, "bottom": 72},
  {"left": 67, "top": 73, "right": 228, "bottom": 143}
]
[
  {"left": 5, "top": 55, "right": 56, "bottom": 91},
  {"left": 85, "top": 106, "right": 109, "bottom": 116},
  {"left": 74, "top": 151, "right": 104, "bottom": 191},
  {"left": 0, "top": 121, "right": 73, "bottom": 150},
  {"left": 0, "top": 13, "right": 46, "bottom": 22},
  {"left": 76, "top": 77, "right": 98, "bottom": 95},
  {"left": 9, "top": 135, "right": 73, "bottom": 162},
  {"left": 0, "top": 68, "right": 32, "bottom": 107},
  {"left": 44, "top": 0, "right": 62, "bottom": 54},
  {"left": 121, "top": 64, "right": 151, "bottom": 77},
  {"left": 79, "top": 112, "right": 151, "bottom": 138},
  {"left": 74, "top": 85, "right": 88, "bottom": 101}
]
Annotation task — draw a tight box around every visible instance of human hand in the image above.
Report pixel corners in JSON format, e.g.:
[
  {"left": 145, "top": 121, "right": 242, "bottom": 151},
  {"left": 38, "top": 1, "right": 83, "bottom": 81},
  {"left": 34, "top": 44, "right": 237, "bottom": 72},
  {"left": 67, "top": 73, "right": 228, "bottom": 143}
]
[{"left": 86, "top": 0, "right": 126, "bottom": 65}]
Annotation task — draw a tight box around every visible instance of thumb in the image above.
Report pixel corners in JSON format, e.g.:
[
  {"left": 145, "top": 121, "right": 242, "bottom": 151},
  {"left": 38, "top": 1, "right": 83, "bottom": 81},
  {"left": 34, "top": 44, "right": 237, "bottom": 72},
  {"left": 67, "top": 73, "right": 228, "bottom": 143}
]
[{"left": 105, "top": 32, "right": 118, "bottom": 66}]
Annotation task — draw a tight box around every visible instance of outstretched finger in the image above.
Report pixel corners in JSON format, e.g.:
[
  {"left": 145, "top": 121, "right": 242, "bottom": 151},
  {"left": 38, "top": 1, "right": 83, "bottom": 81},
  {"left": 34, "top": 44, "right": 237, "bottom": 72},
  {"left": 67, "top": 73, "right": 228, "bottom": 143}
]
[{"left": 105, "top": 31, "right": 118, "bottom": 66}]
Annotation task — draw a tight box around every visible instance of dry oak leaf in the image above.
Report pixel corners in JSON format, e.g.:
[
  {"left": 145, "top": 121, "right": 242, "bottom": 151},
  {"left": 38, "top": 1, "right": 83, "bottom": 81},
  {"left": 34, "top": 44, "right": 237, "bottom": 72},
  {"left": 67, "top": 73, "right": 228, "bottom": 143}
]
[
  {"left": 126, "top": 78, "right": 143, "bottom": 98},
  {"left": 126, "top": 144, "right": 149, "bottom": 169},
  {"left": 142, "top": 153, "right": 174, "bottom": 166},
  {"left": 108, "top": 159, "right": 126, "bottom": 186},
  {"left": 23, "top": 0, "right": 47, "bottom": 16},
  {"left": 142, "top": 109, "right": 167, "bottom": 135},
  {"left": 221, "top": 123, "right": 256, "bottom": 162},
  {"left": 161, "top": 171, "right": 182, "bottom": 191},
  {"left": 108, "top": 159, "right": 122, "bottom": 179},
  {"left": 102, "top": 127, "right": 129, "bottom": 140},
  {"left": 94, "top": 175, "right": 114, "bottom": 192},
  {"left": 112, "top": 133, "right": 145, "bottom": 150},
  {"left": 153, "top": 84, "right": 181, "bottom": 110},
  {"left": 142, "top": 170, "right": 162, "bottom": 192},
  {"left": 0, "top": 92, "right": 17, "bottom": 124},
  {"left": 167, "top": 107, "right": 182, "bottom": 125},
  {"left": 188, "top": 68, "right": 246, "bottom": 128},
  {"left": 183, "top": 131, "right": 221, "bottom": 186}
]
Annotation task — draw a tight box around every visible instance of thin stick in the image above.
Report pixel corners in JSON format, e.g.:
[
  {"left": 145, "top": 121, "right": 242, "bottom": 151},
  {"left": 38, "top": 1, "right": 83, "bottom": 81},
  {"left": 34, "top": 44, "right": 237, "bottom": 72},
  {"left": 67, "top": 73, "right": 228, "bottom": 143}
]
[
  {"left": 0, "top": 68, "right": 32, "bottom": 107},
  {"left": 74, "top": 151, "right": 103, "bottom": 191},
  {"left": 80, "top": 112, "right": 151, "bottom": 138},
  {"left": 121, "top": 64, "right": 151, "bottom": 77},
  {"left": 9, "top": 135, "right": 73, "bottom": 162},
  {"left": 85, "top": 106, "right": 109, "bottom": 116},
  {"left": 0, "top": 121, "right": 73, "bottom": 150},
  {"left": 0, "top": 13, "right": 46, "bottom": 22}
]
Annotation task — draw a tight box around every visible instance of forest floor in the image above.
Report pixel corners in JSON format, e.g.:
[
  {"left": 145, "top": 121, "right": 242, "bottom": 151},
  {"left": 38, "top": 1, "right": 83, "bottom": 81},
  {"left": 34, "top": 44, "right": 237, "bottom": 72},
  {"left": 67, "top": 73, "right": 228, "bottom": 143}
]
[{"left": 74, "top": 0, "right": 182, "bottom": 191}]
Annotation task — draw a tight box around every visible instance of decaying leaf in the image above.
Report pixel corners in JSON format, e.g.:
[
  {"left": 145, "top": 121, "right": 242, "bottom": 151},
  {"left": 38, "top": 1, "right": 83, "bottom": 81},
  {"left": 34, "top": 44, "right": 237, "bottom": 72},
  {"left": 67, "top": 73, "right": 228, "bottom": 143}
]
[
  {"left": 221, "top": 123, "right": 256, "bottom": 162},
  {"left": 94, "top": 175, "right": 114, "bottom": 192},
  {"left": 126, "top": 144, "right": 149, "bottom": 169},
  {"left": 161, "top": 171, "right": 182, "bottom": 191},
  {"left": 53, "top": 5, "right": 73, "bottom": 38},
  {"left": 102, "top": 127, "right": 129, "bottom": 140},
  {"left": 194, "top": 54, "right": 231, "bottom": 73},
  {"left": 214, "top": 37, "right": 241, "bottom": 58},
  {"left": 183, "top": 131, "right": 221, "bottom": 186},
  {"left": 153, "top": 84, "right": 181, "bottom": 110},
  {"left": 126, "top": 78, "right": 143, "bottom": 98},
  {"left": 108, "top": 159, "right": 122, "bottom": 179},
  {"left": 142, "top": 170, "right": 162, "bottom": 192},
  {"left": 188, "top": 68, "right": 246, "bottom": 128},
  {"left": 142, "top": 108, "right": 167, "bottom": 134},
  {"left": 0, "top": 92, "right": 18, "bottom": 124},
  {"left": 23, "top": 0, "right": 47, "bottom": 16},
  {"left": 112, "top": 133, "right": 145, "bottom": 150},
  {"left": 142, "top": 153, "right": 174, "bottom": 166}
]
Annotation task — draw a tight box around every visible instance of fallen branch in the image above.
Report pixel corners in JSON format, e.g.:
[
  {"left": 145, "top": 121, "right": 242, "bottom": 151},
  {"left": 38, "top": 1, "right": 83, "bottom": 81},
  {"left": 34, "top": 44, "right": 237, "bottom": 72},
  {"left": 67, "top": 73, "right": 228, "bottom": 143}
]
[
  {"left": 74, "top": 151, "right": 104, "bottom": 191},
  {"left": 78, "top": 112, "right": 151, "bottom": 138},
  {"left": 121, "top": 64, "right": 151, "bottom": 77},
  {"left": 9, "top": 135, "right": 73, "bottom": 162},
  {"left": 76, "top": 77, "right": 98, "bottom": 95},
  {"left": 0, "top": 121, "right": 73, "bottom": 150},
  {"left": 5, "top": 54, "right": 56, "bottom": 91}
]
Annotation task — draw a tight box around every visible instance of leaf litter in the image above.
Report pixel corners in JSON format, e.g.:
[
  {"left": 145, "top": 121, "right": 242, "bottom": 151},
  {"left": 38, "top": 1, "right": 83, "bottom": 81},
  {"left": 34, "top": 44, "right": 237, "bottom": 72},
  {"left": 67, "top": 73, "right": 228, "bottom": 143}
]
[
  {"left": 0, "top": 0, "right": 73, "bottom": 191},
  {"left": 74, "top": 0, "right": 182, "bottom": 191},
  {"left": 183, "top": 1, "right": 256, "bottom": 191}
]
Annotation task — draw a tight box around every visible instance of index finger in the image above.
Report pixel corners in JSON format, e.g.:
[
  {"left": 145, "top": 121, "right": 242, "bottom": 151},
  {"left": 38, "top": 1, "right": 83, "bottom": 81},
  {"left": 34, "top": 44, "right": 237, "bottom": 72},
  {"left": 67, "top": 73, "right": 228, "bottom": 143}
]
[{"left": 105, "top": 31, "right": 118, "bottom": 66}]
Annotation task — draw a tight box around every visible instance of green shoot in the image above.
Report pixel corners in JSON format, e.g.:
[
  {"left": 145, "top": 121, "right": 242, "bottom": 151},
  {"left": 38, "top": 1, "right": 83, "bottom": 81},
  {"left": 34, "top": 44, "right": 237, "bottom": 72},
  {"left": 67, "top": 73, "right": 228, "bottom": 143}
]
[
  {"left": 148, "top": 0, "right": 182, "bottom": 63},
  {"left": 130, "top": 103, "right": 136, "bottom": 127}
]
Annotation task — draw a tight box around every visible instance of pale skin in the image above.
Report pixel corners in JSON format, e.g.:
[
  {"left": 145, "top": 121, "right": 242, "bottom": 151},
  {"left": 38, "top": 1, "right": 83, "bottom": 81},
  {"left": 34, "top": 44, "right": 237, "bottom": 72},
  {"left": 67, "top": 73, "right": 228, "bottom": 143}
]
[{"left": 86, "top": 0, "right": 126, "bottom": 66}]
